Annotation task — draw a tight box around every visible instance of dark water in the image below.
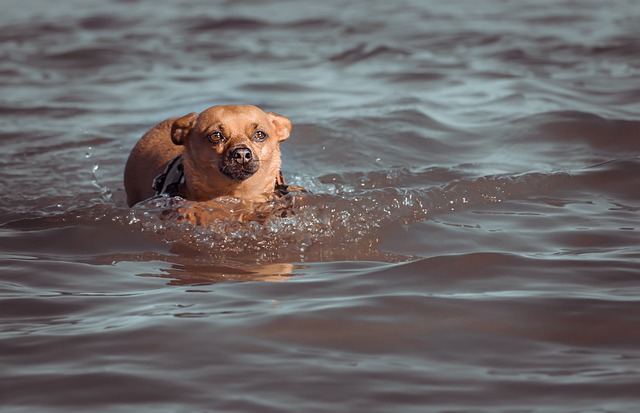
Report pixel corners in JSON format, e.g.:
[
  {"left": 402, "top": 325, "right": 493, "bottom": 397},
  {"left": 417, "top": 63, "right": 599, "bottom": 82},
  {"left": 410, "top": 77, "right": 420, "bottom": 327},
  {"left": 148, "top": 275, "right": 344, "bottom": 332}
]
[{"left": 2, "top": 0, "right": 640, "bottom": 412}]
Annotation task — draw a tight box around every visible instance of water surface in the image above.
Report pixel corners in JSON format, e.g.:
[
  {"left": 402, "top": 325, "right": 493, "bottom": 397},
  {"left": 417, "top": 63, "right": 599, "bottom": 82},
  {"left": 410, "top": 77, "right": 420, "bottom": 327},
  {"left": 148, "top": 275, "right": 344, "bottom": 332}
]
[{"left": 1, "top": 1, "right": 640, "bottom": 412}]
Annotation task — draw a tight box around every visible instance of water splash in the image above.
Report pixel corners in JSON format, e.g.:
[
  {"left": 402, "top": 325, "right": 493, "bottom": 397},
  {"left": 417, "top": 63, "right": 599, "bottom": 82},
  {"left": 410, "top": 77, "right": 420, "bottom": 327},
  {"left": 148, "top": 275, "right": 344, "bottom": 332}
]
[
  {"left": 124, "top": 168, "right": 573, "bottom": 262},
  {"left": 90, "top": 162, "right": 113, "bottom": 203}
]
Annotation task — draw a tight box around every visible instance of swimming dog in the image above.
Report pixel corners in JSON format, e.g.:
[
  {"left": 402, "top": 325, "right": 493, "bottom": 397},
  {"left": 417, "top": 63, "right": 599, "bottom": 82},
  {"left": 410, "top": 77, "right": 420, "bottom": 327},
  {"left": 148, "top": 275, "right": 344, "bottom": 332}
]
[{"left": 124, "top": 105, "right": 300, "bottom": 222}]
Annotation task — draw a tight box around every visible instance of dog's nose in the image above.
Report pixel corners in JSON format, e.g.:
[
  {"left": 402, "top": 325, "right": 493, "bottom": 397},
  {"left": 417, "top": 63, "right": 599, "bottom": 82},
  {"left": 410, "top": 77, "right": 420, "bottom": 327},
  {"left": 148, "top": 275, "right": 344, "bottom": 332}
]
[{"left": 230, "top": 147, "right": 253, "bottom": 164}]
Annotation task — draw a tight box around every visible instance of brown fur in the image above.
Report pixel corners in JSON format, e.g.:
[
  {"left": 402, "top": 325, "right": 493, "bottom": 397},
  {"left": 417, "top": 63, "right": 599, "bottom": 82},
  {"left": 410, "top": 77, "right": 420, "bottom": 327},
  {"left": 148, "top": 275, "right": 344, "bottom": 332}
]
[{"left": 124, "top": 105, "right": 292, "bottom": 208}]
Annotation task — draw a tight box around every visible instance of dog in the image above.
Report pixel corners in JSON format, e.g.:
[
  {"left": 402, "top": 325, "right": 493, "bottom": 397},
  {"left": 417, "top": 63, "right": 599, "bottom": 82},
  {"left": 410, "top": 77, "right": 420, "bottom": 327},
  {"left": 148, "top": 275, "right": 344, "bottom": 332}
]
[{"left": 124, "top": 105, "right": 302, "bottom": 223}]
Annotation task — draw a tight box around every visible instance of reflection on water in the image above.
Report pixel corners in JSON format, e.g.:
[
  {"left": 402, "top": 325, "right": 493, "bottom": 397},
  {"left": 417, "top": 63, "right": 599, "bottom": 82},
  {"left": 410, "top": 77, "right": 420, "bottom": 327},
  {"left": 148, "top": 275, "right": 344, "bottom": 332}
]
[
  {"left": 1, "top": 0, "right": 640, "bottom": 412},
  {"left": 140, "top": 261, "right": 296, "bottom": 286}
]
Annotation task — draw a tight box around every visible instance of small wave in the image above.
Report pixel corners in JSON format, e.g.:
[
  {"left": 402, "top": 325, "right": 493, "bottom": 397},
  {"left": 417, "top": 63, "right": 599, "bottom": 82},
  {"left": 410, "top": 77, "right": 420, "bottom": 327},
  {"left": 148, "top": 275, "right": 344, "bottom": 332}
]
[
  {"left": 329, "top": 43, "right": 411, "bottom": 64},
  {"left": 78, "top": 14, "right": 134, "bottom": 31},
  {"left": 124, "top": 169, "right": 572, "bottom": 263},
  {"left": 44, "top": 47, "right": 127, "bottom": 69},
  {"left": 514, "top": 111, "right": 640, "bottom": 152},
  {"left": 183, "top": 16, "right": 271, "bottom": 33}
]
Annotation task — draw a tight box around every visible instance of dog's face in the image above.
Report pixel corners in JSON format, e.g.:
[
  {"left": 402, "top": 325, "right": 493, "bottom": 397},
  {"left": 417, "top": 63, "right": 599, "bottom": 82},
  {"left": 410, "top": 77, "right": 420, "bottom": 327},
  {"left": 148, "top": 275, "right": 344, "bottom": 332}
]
[{"left": 170, "top": 105, "right": 291, "bottom": 201}]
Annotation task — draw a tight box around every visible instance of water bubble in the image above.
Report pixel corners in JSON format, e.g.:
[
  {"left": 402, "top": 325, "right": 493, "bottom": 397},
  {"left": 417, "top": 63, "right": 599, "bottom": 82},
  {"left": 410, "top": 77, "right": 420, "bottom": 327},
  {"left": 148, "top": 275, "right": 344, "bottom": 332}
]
[{"left": 118, "top": 169, "right": 570, "bottom": 262}]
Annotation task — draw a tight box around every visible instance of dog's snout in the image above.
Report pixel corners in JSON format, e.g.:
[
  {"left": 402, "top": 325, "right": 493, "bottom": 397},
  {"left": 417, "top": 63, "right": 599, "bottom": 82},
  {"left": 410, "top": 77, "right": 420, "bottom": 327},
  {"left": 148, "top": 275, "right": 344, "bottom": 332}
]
[
  {"left": 221, "top": 145, "right": 259, "bottom": 180},
  {"left": 230, "top": 147, "right": 253, "bottom": 164}
]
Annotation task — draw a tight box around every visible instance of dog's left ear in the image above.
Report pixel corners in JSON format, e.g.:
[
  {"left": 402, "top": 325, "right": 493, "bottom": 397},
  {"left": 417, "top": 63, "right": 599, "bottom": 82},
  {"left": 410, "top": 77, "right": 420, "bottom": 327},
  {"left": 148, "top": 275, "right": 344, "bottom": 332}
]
[
  {"left": 268, "top": 112, "right": 292, "bottom": 142},
  {"left": 171, "top": 112, "right": 198, "bottom": 146}
]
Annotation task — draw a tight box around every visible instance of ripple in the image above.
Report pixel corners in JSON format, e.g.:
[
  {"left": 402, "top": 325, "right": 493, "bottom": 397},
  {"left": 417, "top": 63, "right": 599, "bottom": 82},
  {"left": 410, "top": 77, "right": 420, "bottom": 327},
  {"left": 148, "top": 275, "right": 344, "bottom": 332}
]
[
  {"left": 119, "top": 169, "right": 574, "bottom": 264},
  {"left": 329, "top": 43, "right": 412, "bottom": 64}
]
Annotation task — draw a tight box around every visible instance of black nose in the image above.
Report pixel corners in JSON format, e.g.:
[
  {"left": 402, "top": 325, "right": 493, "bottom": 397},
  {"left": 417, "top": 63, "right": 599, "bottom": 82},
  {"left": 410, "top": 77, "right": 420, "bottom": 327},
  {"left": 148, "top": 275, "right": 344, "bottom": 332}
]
[{"left": 230, "top": 147, "right": 253, "bottom": 164}]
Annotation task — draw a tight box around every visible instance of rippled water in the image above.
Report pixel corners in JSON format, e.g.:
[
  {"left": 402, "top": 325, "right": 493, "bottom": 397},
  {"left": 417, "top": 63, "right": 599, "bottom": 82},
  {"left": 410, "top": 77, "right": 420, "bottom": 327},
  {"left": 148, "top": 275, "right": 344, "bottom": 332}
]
[{"left": 2, "top": 1, "right": 640, "bottom": 412}]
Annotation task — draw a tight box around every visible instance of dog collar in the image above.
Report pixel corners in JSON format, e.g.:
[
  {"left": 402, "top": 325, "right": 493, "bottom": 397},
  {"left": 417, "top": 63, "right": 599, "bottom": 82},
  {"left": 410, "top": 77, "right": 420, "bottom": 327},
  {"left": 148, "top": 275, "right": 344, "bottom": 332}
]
[
  {"left": 152, "top": 155, "right": 295, "bottom": 198},
  {"left": 152, "top": 155, "right": 187, "bottom": 198}
]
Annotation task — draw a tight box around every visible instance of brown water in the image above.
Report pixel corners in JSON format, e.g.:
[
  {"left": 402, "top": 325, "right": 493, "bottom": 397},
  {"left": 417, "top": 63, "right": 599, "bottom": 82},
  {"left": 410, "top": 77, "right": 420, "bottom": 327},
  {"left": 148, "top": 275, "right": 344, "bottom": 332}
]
[{"left": 2, "top": 1, "right": 640, "bottom": 412}]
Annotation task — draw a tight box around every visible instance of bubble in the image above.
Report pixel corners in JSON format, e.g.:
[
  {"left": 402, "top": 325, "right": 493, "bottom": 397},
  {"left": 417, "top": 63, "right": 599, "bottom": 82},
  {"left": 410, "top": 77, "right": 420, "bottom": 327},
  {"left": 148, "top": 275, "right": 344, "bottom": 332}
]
[{"left": 119, "top": 169, "right": 571, "bottom": 262}]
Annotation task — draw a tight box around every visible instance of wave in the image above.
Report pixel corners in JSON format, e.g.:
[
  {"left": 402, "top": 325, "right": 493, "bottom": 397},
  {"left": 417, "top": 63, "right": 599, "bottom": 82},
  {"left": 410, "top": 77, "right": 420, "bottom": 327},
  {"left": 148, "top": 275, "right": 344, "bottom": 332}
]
[
  {"left": 7, "top": 155, "right": 634, "bottom": 268},
  {"left": 120, "top": 167, "right": 574, "bottom": 263}
]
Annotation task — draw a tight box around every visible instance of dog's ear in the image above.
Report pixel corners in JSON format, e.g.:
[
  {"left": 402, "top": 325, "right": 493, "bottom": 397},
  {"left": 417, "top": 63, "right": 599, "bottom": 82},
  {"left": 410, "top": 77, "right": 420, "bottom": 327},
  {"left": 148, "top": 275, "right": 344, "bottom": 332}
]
[
  {"left": 268, "top": 112, "right": 292, "bottom": 142},
  {"left": 171, "top": 112, "right": 198, "bottom": 146}
]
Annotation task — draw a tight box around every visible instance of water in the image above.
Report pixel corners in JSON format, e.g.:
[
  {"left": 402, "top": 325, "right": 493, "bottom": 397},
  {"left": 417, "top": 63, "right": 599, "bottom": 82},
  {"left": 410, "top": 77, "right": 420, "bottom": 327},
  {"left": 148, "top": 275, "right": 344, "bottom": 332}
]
[{"left": 2, "top": 0, "right": 640, "bottom": 412}]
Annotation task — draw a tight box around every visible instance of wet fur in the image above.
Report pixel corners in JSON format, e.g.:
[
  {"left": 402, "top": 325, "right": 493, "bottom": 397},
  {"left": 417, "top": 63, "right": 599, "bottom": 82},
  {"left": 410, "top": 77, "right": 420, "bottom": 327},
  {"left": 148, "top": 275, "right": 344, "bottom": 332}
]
[{"left": 124, "top": 105, "right": 292, "bottom": 208}]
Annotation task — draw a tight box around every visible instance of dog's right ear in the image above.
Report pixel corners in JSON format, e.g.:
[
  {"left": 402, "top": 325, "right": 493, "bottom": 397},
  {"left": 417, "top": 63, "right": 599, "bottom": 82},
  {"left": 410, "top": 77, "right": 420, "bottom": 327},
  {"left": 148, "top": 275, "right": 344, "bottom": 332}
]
[{"left": 171, "top": 112, "right": 198, "bottom": 146}]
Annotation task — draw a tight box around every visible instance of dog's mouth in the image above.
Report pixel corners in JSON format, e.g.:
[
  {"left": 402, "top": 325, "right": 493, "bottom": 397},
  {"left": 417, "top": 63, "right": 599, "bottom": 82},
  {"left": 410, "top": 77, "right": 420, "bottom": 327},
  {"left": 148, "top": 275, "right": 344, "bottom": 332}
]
[
  {"left": 221, "top": 164, "right": 258, "bottom": 180},
  {"left": 220, "top": 146, "right": 259, "bottom": 181}
]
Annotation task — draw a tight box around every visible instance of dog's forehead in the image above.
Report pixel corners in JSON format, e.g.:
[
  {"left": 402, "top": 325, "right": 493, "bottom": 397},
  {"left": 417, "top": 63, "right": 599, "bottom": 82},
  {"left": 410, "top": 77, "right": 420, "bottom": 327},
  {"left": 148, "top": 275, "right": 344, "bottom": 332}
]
[{"left": 198, "top": 105, "right": 270, "bottom": 130}]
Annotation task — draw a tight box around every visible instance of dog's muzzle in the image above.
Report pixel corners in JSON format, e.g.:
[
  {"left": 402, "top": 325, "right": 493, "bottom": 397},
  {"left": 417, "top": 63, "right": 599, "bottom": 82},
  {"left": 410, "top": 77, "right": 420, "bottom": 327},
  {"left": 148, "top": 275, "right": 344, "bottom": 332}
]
[
  {"left": 231, "top": 147, "right": 253, "bottom": 164},
  {"left": 221, "top": 146, "right": 259, "bottom": 180}
]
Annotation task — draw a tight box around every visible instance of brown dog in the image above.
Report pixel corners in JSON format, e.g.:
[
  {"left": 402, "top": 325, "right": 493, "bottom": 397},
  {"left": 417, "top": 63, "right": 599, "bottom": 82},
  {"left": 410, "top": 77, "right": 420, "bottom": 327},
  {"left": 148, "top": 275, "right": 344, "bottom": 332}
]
[{"left": 124, "top": 105, "right": 294, "bottom": 210}]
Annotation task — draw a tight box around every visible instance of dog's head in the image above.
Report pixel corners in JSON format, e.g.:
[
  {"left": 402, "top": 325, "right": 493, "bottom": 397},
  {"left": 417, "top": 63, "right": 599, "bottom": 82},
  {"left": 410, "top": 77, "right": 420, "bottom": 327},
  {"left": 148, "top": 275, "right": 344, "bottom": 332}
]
[{"left": 170, "top": 105, "right": 291, "bottom": 201}]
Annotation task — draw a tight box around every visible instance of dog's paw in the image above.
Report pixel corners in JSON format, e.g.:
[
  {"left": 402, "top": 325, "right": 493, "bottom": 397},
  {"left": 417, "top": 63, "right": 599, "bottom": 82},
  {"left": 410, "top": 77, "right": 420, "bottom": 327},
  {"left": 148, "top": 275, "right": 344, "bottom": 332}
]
[{"left": 175, "top": 205, "right": 204, "bottom": 226}]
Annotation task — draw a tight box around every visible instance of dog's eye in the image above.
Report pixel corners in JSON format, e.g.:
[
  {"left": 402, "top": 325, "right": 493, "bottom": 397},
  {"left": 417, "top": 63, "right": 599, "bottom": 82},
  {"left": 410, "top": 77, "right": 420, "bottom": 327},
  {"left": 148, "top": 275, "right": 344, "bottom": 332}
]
[
  {"left": 207, "top": 131, "right": 224, "bottom": 143},
  {"left": 253, "top": 131, "right": 268, "bottom": 142}
]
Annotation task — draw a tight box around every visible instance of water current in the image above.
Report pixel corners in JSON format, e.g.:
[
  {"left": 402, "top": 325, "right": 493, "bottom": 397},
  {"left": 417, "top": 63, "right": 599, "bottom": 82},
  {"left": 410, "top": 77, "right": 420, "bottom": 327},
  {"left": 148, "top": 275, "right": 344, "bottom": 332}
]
[{"left": 1, "top": 1, "right": 640, "bottom": 412}]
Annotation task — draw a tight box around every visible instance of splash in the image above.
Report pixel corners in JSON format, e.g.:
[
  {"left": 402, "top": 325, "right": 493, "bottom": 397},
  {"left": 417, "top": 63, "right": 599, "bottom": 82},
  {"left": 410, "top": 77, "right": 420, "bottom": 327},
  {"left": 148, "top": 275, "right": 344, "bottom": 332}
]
[{"left": 125, "top": 168, "right": 572, "bottom": 262}]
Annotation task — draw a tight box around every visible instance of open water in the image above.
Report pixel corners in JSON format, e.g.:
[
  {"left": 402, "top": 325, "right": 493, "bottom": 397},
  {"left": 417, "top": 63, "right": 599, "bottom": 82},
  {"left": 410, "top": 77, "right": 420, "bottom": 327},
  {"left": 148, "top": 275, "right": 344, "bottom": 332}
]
[{"left": 1, "top": 1, "right": 640, "bottom": 412}]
